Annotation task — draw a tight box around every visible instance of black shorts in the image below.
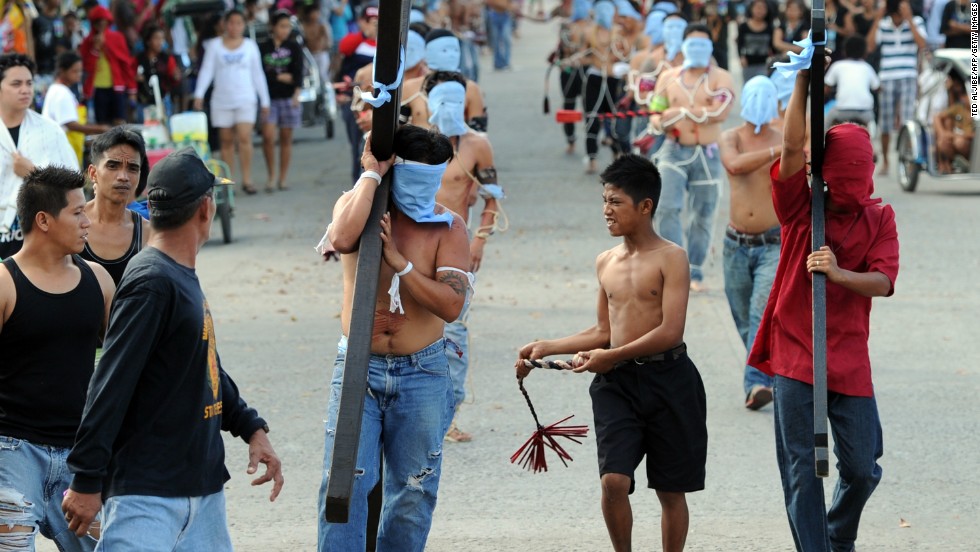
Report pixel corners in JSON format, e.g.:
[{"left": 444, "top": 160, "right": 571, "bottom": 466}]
[
  {"left": 589, "top": 351, "right": 707, "bottom": 494},
  {"left": 93, "top": 88, "right": 129, "bottom": 124}
]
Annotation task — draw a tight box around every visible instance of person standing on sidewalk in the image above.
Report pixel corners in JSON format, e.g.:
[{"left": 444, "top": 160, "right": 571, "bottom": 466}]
[
  {"left": 486, "top": 0, "right": 514, "bottom": 70},
  {"left": 719, "top": 75, "right": 781, "bottom": 411}
]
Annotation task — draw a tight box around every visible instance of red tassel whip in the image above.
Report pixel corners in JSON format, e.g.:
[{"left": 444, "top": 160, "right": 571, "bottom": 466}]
[{"left": 511, "top": 376, "right": 588, "bottom": 473}]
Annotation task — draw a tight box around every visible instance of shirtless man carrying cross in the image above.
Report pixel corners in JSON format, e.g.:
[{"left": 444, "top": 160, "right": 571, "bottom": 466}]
[
  {"left": 318, "top": 125, "right": 471, "bottom": 551},
  {"left": 648, "top": 23, "right": 734, "bottom": 292}
]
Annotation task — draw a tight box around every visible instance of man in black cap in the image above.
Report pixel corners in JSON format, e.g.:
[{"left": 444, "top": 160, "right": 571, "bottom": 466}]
[{"left": 62, "top": 148, "right": 284, "bottom": 550}]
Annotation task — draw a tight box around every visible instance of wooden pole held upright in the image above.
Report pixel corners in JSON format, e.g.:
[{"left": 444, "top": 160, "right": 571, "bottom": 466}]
[
  {"left": 809, "top": 0, "right": 830, "bottom": 479},
  {"left": 324, "top": 0, "right": 411, "bottom": 523}
]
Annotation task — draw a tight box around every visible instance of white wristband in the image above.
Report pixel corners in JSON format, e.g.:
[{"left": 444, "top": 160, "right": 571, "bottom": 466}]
[
  {"left": 397, "top": 262, "right": 414, "bottom": 276},
  {"left": 361, "top": 170, "right": 382, "bottom": 184}
]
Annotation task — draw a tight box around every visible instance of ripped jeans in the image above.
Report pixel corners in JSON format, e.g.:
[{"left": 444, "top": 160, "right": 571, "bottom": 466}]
[
  {"left": 317, "top": 337, "right": 455, "bottom": 552},
  {"left": 0, "top": 435, "right": 97, "bottom": 552}
]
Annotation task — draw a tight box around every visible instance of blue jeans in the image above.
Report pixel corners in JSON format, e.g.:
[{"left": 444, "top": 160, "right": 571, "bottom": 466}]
[
  {"left": 653, "top": 140, "right": 723, "bottom": 283},
  {"left": 458, "top": 37, "right": 480, "bottom": 83},
  {"left": 722, "top": 230, "right": 780, "bottom": 394},
  {"left": 97, "top": 492, "right": 232, "bottom": 552},
  {"left": 318, "top": 337, "right": 455, "bottom": 552},
  {"left": 444, "top": 295, "right": 471, "bottom": 409},
  {"left": 486, "top": 10, "right": 512, "bottom": 69},
  {"left": 0, "top": 436, "right": 97, "bottom": 552},
  {"left": 773, "top": 376, "right": 883, "bottom": 552}
]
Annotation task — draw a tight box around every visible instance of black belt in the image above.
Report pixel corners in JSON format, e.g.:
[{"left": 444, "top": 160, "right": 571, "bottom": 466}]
[
  {"left": 613, "top": 343, "right": 687, "bottom": 369},
  {"left": 725, "top": 225, "right": 781, "bottom": 247}
]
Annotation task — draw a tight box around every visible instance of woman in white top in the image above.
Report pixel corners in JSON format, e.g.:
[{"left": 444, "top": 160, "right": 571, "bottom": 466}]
[{"left": 193, "top": 9, "right": 270, "bottom": 195}]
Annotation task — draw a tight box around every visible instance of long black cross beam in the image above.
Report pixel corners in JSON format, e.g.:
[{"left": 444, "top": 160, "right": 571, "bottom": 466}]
[
  {"left": 809, "top": 0, "right": 830, "bottom": 479},
  {"left": 324, "top": 0, "right": 411, "bottom": 523}
]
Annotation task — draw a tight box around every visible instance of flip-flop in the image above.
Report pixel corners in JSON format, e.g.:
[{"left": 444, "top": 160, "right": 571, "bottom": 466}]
[
  {"left": 277, "top": 181, "right": 290, "bottom": 191},
  {"left": 242, "top": 184, "right": 258, "bottom": 195}
]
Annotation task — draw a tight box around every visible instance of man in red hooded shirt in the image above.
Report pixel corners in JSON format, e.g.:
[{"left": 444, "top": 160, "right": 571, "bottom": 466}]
[
  {"left": 79, "top": 6, "right": 136, "bottom": 126},
  {"left": 748, "top": 62, "right": 900, "bottom": 551}
]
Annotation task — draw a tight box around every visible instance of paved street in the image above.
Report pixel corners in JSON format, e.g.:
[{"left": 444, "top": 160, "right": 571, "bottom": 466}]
[{"left": 40, "top": 15, "right": 979, "bottom": 552}]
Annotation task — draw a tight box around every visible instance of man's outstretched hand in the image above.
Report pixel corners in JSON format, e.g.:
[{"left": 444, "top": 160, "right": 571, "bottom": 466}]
[{"left": 247, "top": 429, "right": 284, "bottom": 502}]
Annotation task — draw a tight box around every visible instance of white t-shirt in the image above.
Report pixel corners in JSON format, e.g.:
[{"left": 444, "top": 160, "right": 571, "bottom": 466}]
[
  {"left": 826, "top": 59, "right": 880, "bottom": 111},
  {"left": 193, "top": 38, "right": 271, "bottom": 109},
  {"left": 41, "top": 82, "right": 79, "bottom": 129}
]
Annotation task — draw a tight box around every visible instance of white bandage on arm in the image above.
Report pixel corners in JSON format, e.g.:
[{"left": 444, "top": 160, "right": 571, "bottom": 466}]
[
  {"left": 387, "top": 264, "right": 475, "bottom": 315},
  {"left": 387, "top": 262, "right": 415, "bottom": 314},
  {"left": 314, "top": 223, "right": 334, "bottom": 254}
]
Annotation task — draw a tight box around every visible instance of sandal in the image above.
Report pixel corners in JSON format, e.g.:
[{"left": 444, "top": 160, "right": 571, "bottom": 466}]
[
  {"left": 444, "top": 420, "right": 472, "bottom": 443},
  {"left": 241, "top": 183, "right": 258, "bottom": 195},
  {"left": 277, "top": 181, "right": 290, "bottom": 191}
]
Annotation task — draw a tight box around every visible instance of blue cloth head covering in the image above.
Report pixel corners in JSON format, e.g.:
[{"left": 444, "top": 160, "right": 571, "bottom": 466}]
[
  {"left": 392, "top": 160, "right": 454, "bottom": 226},
  {"left": 644, "top": 10, "right": 667, "bottom": 43},
  {"left": 770, "top": 71, "right": 795, "bottom": 111},
  {"left": 681, "top": 36, "right": 712, "bottom": 69},
  {"left": 652, "top": 1, "right": 677, "bottom": 13},
  {"left": 406, "top": 30, "right": 426, "bottom": 69},
  {"left": 571, "top": 0, "right": 592, "bottom": 21},
  {"left": 425, "top": 35, "right": 461, "bottom": 72},
  {"left": 740, "top": 75, "right": 779, "bottom": 133},
  {"left": 593, "top": 0, "right": 615, "bottom": 29},
  {"left": 662, "top": 16, "right": 687, "bottom": 60},
  {"left": 614, "top": 0, "right": 642, "bottom": 21},
  {"left": 409, "top": 8, "right": 425, "bottom": 23},
  {"left": 427, "top": 81, "right": 469, "bottom": 137}
]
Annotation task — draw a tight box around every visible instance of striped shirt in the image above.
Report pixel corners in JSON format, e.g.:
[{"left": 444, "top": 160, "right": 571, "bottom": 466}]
[{"left": 875, "top": 16, "right": 926, "bottom": 81}]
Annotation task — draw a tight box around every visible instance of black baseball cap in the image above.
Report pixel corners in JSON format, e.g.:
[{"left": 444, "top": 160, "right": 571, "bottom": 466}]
[{"left": 146, "top": 148, "right": 225, "bottom": 210}]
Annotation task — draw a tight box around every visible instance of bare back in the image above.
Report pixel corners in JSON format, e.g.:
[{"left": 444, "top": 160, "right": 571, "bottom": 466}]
[{"left": 597, "top": 240, "right": 689, "bottom": 350}]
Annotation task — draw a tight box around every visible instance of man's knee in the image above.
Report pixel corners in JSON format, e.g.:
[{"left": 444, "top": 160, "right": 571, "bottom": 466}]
[
  {"left": 600, "top": 473, "right": 631, "bottom": 501},
  {"left": 655, "top": 490, "right": 687, "bottom": 510}
]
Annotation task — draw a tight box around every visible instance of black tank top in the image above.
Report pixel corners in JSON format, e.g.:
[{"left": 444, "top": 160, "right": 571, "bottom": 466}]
[
  {"left": 79, "top": 210, "right": 144, "bottom": 285},
  {"left": 0, "top": 255, "right": 104, "bottom": 447}
]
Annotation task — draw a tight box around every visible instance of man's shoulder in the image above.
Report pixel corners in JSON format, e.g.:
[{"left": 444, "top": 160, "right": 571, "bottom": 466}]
[
  {"left": 460, "top": 130, "right": 491, "bottom": 149},
  {"left": 710, "top": 66, "right": 734, "bottom": 84}
]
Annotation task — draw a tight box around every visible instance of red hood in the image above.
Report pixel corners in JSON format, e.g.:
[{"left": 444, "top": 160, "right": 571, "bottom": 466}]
[{"left": 823, "top": 123, "right": 881, "bottom": 213}]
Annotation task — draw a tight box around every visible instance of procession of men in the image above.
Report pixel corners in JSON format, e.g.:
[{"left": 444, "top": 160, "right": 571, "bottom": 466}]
[{"left": 1, "top": 0, "right": 975, "bottom": 550}]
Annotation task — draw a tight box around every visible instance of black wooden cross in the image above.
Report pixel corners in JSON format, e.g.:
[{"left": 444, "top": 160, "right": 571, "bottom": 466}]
[
  {"left": 324, "top": 0, "right": 412, "bottom": 523},
  {"left": 808, "top": 0, "right": 830, "bottom": 479}
]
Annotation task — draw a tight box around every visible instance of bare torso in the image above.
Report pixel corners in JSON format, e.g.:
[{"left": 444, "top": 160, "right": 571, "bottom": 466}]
[
  {"left": 438, "top": 132, "right": 490, "bottom": 222},
  {"left": 598, "top": 241, "right": 683, "bottom": 349},
  {"left": 584, "top": 26, "right": 631, "bottom": 75},
  {"left": 339, "top": 208, "right": 458, "bottom": 355},
  {"left": 724, "top": 125, "right": 781, "bottom": 233},
  {"left": 657, "top": 65, "right": 734, "bottom": 145}
]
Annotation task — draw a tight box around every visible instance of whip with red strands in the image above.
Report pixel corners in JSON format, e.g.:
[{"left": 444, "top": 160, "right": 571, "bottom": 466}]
[{"left": 511, "top": 374, "right": 589, "bottom": 473}]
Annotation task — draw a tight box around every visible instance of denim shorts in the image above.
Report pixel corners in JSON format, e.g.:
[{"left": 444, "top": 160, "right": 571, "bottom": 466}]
[{"left": 0, "top": 435, "right": 97, "bottom": 552}]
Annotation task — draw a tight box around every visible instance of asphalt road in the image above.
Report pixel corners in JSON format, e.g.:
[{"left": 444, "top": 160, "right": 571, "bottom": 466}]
[{"left": 38, "top": 15, "right": 979, "bottom": 552}]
